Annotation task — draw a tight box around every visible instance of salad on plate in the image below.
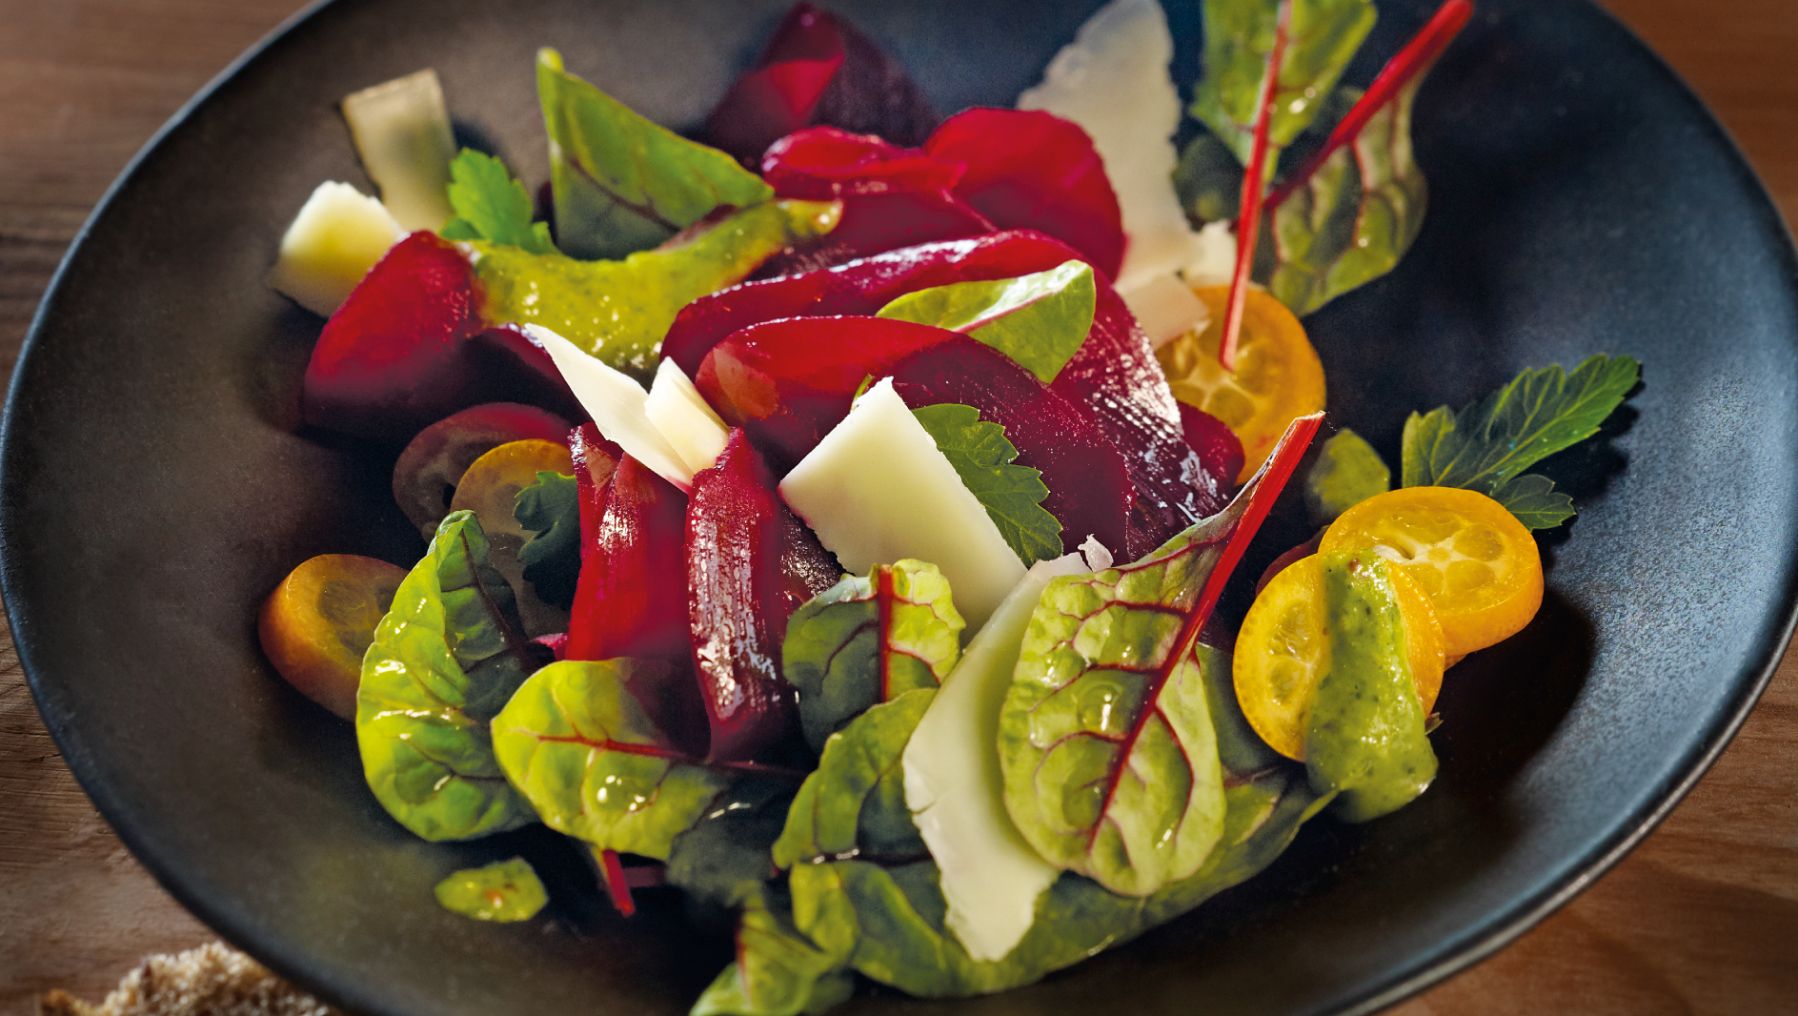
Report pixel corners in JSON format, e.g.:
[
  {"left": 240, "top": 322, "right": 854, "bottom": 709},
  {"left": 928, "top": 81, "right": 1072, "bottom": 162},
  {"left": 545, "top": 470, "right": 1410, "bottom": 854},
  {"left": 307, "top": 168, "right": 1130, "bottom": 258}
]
[{"left": 256, "top": 0, "right": 1641, "bottom": 1011}]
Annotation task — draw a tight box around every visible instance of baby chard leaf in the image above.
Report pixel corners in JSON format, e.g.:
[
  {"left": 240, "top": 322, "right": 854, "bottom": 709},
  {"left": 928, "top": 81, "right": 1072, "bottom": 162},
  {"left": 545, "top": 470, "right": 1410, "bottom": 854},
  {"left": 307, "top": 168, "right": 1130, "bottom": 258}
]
[
  {"left": 1188, "top": 0, "right": 1375, "bottom": 166},
  {"left": 782, "top": 561, "right": 966, "bottom": 752},
  {"left": 1400, "top": 354, "right": 1641, "bottom": 529},
  {"left": 998, "top": 415, "right": 1321, "bottom": 896},
  {"left": 911, "top": 404, "right": 1063, "bottom": 565},
  {"left": 537, "top": 48, "right": 774, "bottom": 259},
  {"left": 773, "top": 689, "right": 937, "bottom": 869},
  {"left": 666, "top": 779, "right": 795, "bottom": 909},
  {"left": 491, "top": 659, "right": 736, "bottom": 860},
  {"left": 1302, "top": 427, "right": 1392, "bottom": 523},
  {"left": 356, "top": 510, "right": 539, "bottom": 841},
  {"left": 875, "top": 261, "right": 1097, "bottom": 384},
  {"left": 514, "top": 470, "right": 581, "bottom": 610},
  {"left": 691, "top": 888, "right": 854, "bottom": 1016}
]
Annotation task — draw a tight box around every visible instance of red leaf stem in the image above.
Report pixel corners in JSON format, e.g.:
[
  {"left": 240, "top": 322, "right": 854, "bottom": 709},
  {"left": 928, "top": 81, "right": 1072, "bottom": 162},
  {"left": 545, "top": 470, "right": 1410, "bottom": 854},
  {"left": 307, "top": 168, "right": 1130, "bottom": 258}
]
[
  {"left": 597, "top": 849, "right": 636, "bottom": 917},
  {"left": 1267, "top": 0, "right": 1475, "bottom": 212},
  {"left": 1218, "top": 0, "right": 1294, "bottom": 372}
]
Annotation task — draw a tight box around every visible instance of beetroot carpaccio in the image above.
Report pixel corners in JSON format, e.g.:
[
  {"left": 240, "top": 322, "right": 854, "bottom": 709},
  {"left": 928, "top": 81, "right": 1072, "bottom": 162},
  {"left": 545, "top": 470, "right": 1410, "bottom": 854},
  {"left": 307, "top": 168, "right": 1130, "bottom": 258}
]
[{"left": 253, "top": 1, "right": 1645, "bottom": 1012}]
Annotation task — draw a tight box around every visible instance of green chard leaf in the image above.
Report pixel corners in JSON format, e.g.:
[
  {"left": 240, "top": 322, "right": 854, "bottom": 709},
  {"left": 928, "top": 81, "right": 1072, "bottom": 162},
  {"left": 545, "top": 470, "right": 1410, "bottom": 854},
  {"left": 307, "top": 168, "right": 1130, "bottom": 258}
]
[
  {"left": 1305, "top": 550, "right": 1437, "bottom": 822},
  {"left": 782, "top": 561, "right": 966, "bottom": 752},
  {"left": 356, "top": 510, "right": 539, "bottom": 841},
  {"left": 667, "top": 779, "right": 795, "bottom": 909},
  {"left": 995, "top": 426, "right": 1318, "bottom": 897},
  {"left": 875, "top": 261, "right": 1097, "bottom": 383},
  {"left": 490, "top": 659, "right": 734, "bottom": 860},
  {"left": 1400, "top": 354, "right": 1641, "bottom": 529},
  {"left": 514, "top": 470, "right": 580, "bottom": 610},
  {"left": 537, "top": 48, "right": 774, "bottom": 259},
  {"left": 439, "top": 149, "right": 557, "bottom": 254},
  {"left": 1303, "top": 427, "right": 1392, "bottom": 523},
  {"left": 468, "top": 199, "right": 838, "bottom": 376},
  {"left": 434, "top": 857, "right": 548, "bottom": 922},
  {"left": 1189, "top": 0, "right": 1376, "bottom": 166},
  {"left": 773, "top": 689, "right": 936, "bottom": 869},
  {"left": 691, "top": 888, "right": 854, "bottom": 1016},
  {"left": 911, "top": 404, "right": 1063, "bottom": 565}
]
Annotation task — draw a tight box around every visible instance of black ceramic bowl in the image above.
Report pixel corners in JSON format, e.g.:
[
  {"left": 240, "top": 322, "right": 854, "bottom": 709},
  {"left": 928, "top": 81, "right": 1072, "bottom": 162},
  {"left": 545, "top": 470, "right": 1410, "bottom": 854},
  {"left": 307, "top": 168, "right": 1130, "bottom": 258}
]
[{"left": 5, "top": 0, "right": 1797, "bottom": 1013}]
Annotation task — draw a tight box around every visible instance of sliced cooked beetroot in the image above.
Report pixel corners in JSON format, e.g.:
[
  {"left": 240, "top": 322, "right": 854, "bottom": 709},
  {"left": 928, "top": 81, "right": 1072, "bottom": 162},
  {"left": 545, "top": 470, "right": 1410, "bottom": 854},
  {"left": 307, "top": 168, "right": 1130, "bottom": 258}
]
[
  {"left": 565, "top": 454, "right": 691, "bottom": 665},
  {"left": 685, "top": 430, "right": 839, "bottom": 761},
  {"left": 695, "top": 316, "right": 958, "bottom": 470},
  {"left": 300, "top": 233, "right": 574, "bottom": 445},
  {"left": 888, "top": 341, "right": 1131, "bottom": 555},
  {"left": 1179, "top": 404, "right": 1245, "bottom": 497},
  {"left": 761, "top": 127, "right": 965, "bottom": 198},
  {"left": 751, "top": 184, "right": 992, "bottom": 280},
  {"left": 391, "top": 403, "right": 572, "bottom": 537},
  {"left": 702, "top": 3, "right": 937, "bottom": 165},
  {"left": 923, "top": 108, "right": 1125, "bottom": 281},
  {"left": 667, "top": 231, "right": 1215, "bottom": 555}
]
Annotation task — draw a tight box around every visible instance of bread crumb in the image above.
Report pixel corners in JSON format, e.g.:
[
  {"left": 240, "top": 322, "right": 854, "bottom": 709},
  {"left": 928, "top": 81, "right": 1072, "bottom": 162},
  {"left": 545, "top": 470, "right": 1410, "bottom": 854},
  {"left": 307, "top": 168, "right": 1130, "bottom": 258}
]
[{"left": 39, "top": 942, "right": 333, "bottom": 1016}]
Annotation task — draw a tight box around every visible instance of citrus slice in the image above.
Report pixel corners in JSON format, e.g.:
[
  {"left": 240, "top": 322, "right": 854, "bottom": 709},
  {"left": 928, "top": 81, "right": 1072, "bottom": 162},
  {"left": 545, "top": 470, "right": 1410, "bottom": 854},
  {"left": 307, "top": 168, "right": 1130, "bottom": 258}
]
[
  {"left": 1233, "top": 552, "right": 1445, "bottom": 761},
  {"left": 450, "top": 438, "right": 576, "bottom": 636},
  {"left": 259, "top": 554, "right": 406, "bottom": 719},
  {"left": 1320, "top": 486, "right": 1543, "bottom": 656},
  {"left": 1155, "top": 286, "right": 1325, "bottom": 482}
]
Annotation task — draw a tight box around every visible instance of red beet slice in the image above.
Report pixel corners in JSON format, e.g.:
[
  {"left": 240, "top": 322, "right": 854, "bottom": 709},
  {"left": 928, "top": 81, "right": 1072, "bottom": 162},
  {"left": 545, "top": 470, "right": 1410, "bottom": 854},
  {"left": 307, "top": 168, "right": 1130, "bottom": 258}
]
[
  {"left": 667, "top": 231, "right": 1222, "bottom": 555},
  {"left": 703, "top": 3, "right": 937, "bottom": 165},
  {"left": 695, "top": 316, "right": 959, "bottom": 469},
  {"left": 752, "top": 184, "right": 992, "bottom": 280},
  {"left": 923, "top": 108, "right": 1125, "bottom": 282},
  {"left": 1178, "top": 404, "right": 1245, "bottom": 497},
  {"left": 390, "top": 403, "right": 573, "bottom": 537},
  {"left": 301, "top": 233, "right": 575, "bottom": 445},
  {"left": 762, "top": 127, "right": 965, "bottom": 198},
  {"left": 686, "top": 430, "right": 838, "bottom": 761},
  {"left": 565, "top": 454, "right": 690, "bottom": 665}
]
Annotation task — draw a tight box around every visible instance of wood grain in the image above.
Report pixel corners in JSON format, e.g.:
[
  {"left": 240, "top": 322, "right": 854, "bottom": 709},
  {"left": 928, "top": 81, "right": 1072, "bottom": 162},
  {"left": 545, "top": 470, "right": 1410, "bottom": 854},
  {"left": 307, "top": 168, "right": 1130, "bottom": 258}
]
[{"left": 0, "top": 0, "right": 1794, "bottom": 1012}]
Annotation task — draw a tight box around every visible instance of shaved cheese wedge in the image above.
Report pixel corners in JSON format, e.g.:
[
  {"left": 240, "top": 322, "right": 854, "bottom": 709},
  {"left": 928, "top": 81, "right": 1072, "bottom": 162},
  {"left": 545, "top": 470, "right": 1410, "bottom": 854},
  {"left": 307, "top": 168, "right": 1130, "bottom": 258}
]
[
  {"left": 341, "top": 69, "right": 457, "bottom": 231},
  {"left": 1181, "top": 221, "right": 1239, "bottom": 289},
  {"left": 904, "top": 554, "right": 1087, "bottom": 961},
  {"left": 523, "top": 324, "right": 695, "bottom": 490},
  {"left": 644, "top": 359, "right": 729, "bottom": 476},
  {"left": 779, "top": 379, "right": 1024, "bottom": 628},
  {"left": 1122, "top": 273, "right": 1211, "bottom": 349},
  {"left": 267, "top": 181, "right": 405, "bottom": 316},
  {"left": 1019, "top": 0, "right": 1203, "bottom": 292}
]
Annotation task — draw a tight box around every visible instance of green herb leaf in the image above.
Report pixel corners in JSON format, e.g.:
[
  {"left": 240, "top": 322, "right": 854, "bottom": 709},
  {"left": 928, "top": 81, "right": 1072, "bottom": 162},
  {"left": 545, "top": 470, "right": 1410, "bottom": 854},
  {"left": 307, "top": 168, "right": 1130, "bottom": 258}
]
[
  {"left": 491, "top": 659, "right": 733, "bottom": 860},
  {"left": 1303, "top": 427, "right": 1392, "bottom": 523},
  {"left": 1305, "top": 550, "right": 1437, "bottom": 822},
  {"left": 785, "top": 769, "right": 1327, "bottom": 997},
  {"left": 1188, "top": 0, "right": 1375, "bottom": 167},
  {"left": 781, "top": 561, "right": 965, "bottom": 752},
  {"left": 910, "top": 404, "right": 1062, "bottom": 565},
  {"left": 1399, "top": 354, "right": 1640, "bottom": 528},
  {"left": 434, "top": 857, "right": 548, "bottom": 922},
  {"left": 773, "top": 690, "right": 935, "bottom": 870},
  {"left": 666, "top": 780, "right": 795, "bottom": 910},
  {"left": 875, "top": 261, "right": 1097, "bottom": 384},
  {"left": 537, "top": 48, "right": 774, "bottom": 260},
  {"left": 514, "top": 471, "right": 580, "bottom": 610},
  {"left": 468, "top": 199, "right": 839, "bottom": 376},
  {"left": 356, "top": 511, "right": 538, "bottom": 841},
  {"left": 439, "top": 149, "right": 558, "bottom": 254},
  {"left": 692, "top": 889, "right": 854, "bottom": 1016},
  {"left": 1173, "top": 132, "right": 1245, "bottom": 227}
]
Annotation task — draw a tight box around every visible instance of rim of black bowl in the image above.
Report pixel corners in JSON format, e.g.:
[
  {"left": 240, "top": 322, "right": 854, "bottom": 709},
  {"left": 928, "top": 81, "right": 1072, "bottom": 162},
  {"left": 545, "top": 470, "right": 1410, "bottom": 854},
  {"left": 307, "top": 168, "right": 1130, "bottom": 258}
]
[{"left": 3, "top": 1, "right": 1796, "bottom": 1013}]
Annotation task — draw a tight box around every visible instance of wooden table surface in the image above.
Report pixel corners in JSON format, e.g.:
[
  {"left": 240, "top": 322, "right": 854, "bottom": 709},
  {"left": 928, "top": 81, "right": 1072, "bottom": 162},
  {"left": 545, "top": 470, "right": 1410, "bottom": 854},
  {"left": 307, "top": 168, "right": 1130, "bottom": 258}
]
[{"left": 2, "top": 0, "right": 1795, "bottom": 1012}]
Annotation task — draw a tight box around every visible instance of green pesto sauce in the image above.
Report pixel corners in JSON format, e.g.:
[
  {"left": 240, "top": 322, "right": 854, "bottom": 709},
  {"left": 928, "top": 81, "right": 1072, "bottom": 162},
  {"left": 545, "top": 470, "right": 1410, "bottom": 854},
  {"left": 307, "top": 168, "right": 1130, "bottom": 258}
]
[
  {"left": 1304, "top": 549, "right": 1437, "bottom": 822},
  {"left": 433, "top": 857, "right": 548, "bottom": 922},
  {"left": 467, "top": 199, "right": 840, "bottom": 378}
]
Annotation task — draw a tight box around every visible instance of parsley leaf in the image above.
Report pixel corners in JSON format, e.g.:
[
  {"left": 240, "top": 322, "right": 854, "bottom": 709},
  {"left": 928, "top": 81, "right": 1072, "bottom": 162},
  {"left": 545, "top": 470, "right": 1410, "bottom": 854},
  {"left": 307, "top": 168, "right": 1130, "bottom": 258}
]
[
  {"left": 910, "top": 403, "right": 1062, "bottom": 564},
  {"left": 513, "top": 470, "right": 580, "bottom": 609},
  {"left": 875, "top": 261, "right": 1096, "bottom": 384},
  {"left": 1401, "top": 354, "right": 1640, "bottom": 529},
  {"left": 440, "top": 149, "right": 557, "bottom": 254}
]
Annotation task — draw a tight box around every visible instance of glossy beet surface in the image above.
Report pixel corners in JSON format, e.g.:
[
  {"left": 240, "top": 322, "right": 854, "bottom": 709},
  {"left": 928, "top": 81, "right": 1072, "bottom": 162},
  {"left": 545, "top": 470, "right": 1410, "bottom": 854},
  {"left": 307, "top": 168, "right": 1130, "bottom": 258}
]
[{"left": 3, "top": 2, "right": 1797, "bottom": 1015}]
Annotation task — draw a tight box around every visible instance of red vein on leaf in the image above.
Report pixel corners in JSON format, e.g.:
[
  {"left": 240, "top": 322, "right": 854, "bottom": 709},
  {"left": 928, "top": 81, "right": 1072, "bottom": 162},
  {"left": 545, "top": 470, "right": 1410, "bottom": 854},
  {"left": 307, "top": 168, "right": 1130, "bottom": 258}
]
[
  {"left": 1218, "top": 0, "right": 1294, "bottom": 372},
  {"left": 1083, "top": 413, "right": 1323, "bottom": 855},
  {"left": 1267, "top": 0, "right": 1475, "bottom": 212},
  {"left": 876, "top": 565, "right": 897, "bottom": 701}
]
